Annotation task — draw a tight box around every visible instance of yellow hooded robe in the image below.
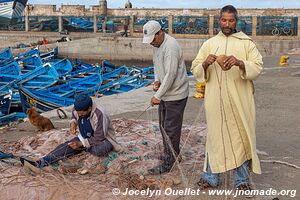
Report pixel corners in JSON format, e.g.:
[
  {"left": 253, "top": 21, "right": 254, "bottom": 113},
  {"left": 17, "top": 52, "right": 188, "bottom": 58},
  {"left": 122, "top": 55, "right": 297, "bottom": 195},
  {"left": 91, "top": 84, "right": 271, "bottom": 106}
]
[{"left": 191, "top": 31, "right": 263, "bottom": 174}]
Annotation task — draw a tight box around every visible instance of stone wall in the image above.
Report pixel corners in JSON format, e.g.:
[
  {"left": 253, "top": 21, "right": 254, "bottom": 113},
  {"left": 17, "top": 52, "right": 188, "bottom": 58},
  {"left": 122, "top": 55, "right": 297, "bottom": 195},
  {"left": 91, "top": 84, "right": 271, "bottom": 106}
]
[
  {"left": 60, "top": 5, "right": 86, "bottom": 15},
  {"left": 0, "top": 32, "right": 96, "bottom": 49},
  {"left": 27, "top": 4, "right": 300, "bottom": 17},
  {"left": 1, "top": 32, "right": 299, "bottom": 62},
  {"left": 28, "top": 5, "right": 57, "bottom": 16},
  {"left": 55, "top": 37, "right": 300, "bottom": 61},
  {"left": 108, "top": 8, "right": 300, "bottom": 17}
]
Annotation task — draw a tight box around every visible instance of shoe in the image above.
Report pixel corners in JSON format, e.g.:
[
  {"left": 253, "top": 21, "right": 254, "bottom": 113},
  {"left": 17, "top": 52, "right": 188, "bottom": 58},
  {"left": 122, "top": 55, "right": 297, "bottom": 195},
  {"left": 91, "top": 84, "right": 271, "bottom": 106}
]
[
  {"left": 236, "top": 184, "right": 254, "bottom": 198},
  {"left": 20, "top": 157, "right": 40, "bottom": 168},
  {"left": 20, "top": 157, "right": 41, "bottom": 174},
  {"left": 196, "top": 177, "right": 216, "bottom": 189},
  {"left": 237, "top": 183, "right": 252, "bottom": 191},
  {"left": 148, "top": 162, "right": 173, "bottom": 175}
]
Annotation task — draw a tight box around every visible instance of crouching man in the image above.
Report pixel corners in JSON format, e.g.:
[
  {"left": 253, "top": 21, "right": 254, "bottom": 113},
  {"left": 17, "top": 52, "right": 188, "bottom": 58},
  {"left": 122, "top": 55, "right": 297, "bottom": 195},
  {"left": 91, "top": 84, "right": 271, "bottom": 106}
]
[{"left": 20, "top": 93, "right": 120, "bottom": 168}]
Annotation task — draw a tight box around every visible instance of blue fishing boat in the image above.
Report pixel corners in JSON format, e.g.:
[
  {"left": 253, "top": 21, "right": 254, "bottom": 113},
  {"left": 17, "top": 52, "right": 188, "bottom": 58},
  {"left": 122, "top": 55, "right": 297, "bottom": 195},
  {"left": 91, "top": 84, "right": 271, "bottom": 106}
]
[
  {"left": 21, "top": 54, "right": 42, "bottom": 68},
  {"left": 0, "top": 48, "right": 38, "bottom": 67},
  {"left": 50, "top": 58, "right": 73, "bottom": 77},
  {"left": 0, "top": 112, "right": 26, "bottom": 126},
  {"left": 0, "top": 90, "right": 12, "bottom": 114},
  {"left": 18, "top": 65, "right": 140, "bottom": 112},
  {"left": 65, "top": 17, "right": 96, "bottom": 32},
  {"left": 129, "top": 65, "right": 154, "bottom": 80},
  {"left": 101, "top": 60, "right": 118, "bottom": 73},
  {"left": 18, "top": 55, "right": 70, "bottom": 77},
  {"left": 0, "top": 0, "right": 27, "bottom": 26},
  {"left": 0, "top": 61, "right": 20, "bottom": 75},
  {"left": 13, "top": 47, "right": 57, "bottom": 63},
  {"left": 40, "top": 47, "right": 58, "bottom": 62},
  {"left": 99, "top": 71, "right": 153, "bottom": 95},
  {"left": 9, "top": 89, "right": 20, "bottom": 110},
  {"left": 71, "top": 59, "right": 125, "bottom": 77},
  {"left": 0, "top": 63, "right": 59, "bottom": 90},
  {"left": 73, "top": 59, "right": 98, "bottom": 71},
  {"left": 0, "top": 63, "right": 59, "bottom": 110},
  {"left": 103, "top": 65, "right": 129, "bottom": 78},
  {"left": 62, "top": 61, "right": 104, "bottom": 82},
  {"left": 39, "top": 72, "right": 103, "bottom": 97},
  {"left": 19, "top": 72, "right": 103, "bottom": 112},
  {"left": 0, "top": 47, "right": 12, "bottom": 60},
  {"left": 19, "top": 86, "right": 75, "bottom": 112},
  {"left": 13, "top": 48, "right": 39, "bottom": 61}
]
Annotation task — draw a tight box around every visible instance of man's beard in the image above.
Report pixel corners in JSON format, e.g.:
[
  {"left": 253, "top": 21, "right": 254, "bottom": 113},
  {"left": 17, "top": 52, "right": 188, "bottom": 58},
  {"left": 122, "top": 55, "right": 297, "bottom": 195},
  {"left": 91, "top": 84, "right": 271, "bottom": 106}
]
[
  {"left": 221, "top": 27, "right": 235, "bottom": 35},
  {"left": 79, "top": 112, "right": 91, "bottom": 118}
]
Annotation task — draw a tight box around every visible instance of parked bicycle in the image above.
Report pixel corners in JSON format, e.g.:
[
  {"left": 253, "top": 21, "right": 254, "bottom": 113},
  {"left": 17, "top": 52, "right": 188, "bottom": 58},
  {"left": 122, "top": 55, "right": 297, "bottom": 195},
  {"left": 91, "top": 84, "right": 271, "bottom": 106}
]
[{"left": 272, "top": 26, "right": 292, "bottom": 36}]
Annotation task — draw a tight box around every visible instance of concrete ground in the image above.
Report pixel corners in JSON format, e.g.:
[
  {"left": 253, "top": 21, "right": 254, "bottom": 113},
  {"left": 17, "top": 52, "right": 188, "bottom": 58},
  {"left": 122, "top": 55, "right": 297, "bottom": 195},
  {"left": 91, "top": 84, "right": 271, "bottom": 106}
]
[
  {"left": 112, "top": 57, "right": 300, "bottom": 200},
  {"left": 0, "top": 56, "right": 299, "bottom": 200}
]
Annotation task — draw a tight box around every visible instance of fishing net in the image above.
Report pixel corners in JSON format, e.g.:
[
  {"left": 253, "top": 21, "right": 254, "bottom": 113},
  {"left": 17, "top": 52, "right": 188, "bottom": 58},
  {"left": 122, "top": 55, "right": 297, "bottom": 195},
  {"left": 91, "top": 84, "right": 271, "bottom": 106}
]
[{"left": 0, "top": 118, "right": 207, "bottom": 200}]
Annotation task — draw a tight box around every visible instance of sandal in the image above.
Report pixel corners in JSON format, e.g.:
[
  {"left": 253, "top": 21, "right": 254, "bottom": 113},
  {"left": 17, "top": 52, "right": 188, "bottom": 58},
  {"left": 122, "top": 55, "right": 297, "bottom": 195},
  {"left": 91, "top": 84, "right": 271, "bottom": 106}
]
[
  {"left": 237, "top": 183, "right": 252, "bottom": 191},
  {"left": 236, "top": 184, "right": 254, "bottom": 198},
  {"left": 196, "top": 177, "right": 212, "bottom": 189}
]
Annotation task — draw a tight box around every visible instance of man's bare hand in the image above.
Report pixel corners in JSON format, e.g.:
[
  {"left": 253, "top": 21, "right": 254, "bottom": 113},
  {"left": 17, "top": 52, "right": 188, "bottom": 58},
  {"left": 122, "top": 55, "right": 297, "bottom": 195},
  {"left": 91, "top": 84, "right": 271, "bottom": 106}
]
[
  {"left": 223, "top": 55, "right": 244, "bottom": 71},
  {"left": 150, "top": 96, "right": 160, "bottom": 106},
  {"left": 68, "top": 141, "right": 82, "bottom": 150},
  {"left": 153, "top": 81, "right": 160, "bottom": 92},
  {"left": 70, "top": 122, "right": 78, "bottom": 135},
  {"left": 203, "top": 54, "right": 217, "bottom": 70}
]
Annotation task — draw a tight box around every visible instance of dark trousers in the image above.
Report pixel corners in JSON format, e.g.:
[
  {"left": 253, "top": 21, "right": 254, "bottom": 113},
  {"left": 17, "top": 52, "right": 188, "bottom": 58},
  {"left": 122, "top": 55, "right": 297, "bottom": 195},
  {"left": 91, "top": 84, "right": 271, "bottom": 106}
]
[
  {"left": 121, "top": 25, "right": 128, "bottom": 37},
  {"left": 39, "top": 137, "right": 113, "bottom": 168},
  {"left": 158, "top": 97, "right": 187, "bottom": 164}
]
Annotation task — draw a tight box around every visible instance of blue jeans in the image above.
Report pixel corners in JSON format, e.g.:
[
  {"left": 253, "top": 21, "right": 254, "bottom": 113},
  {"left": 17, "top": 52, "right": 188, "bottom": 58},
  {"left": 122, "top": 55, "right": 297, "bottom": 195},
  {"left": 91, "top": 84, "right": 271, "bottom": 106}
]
[{"left": 202, "top": 160, "right": 250, "bottom": 188}]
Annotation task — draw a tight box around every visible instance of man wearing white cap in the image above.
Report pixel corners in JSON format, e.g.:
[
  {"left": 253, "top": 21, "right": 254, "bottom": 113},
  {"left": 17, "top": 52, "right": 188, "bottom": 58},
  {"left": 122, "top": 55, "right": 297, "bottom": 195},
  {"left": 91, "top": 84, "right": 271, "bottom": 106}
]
[{"left": 143, "top": 20, "right": 189, "bottom": 174}]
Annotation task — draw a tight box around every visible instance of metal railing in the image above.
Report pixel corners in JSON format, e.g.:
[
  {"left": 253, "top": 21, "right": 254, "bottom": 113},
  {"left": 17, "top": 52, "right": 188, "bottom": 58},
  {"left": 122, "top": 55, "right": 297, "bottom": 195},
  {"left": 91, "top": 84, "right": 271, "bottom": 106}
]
[{"left": 0, "top": 14, "right": 299, "bottom": 38}]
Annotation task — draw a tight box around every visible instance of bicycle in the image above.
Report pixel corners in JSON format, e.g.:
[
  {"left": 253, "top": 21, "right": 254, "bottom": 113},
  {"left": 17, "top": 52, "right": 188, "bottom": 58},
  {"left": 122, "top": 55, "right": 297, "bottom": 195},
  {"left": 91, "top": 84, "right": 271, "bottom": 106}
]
[{"left": 271, "top": 26, "right": 292, "bottom": 36}]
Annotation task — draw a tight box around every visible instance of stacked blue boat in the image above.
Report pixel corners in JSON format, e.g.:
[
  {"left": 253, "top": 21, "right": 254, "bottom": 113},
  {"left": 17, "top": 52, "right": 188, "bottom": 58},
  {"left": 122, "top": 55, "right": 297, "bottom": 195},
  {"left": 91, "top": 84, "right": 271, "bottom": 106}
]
[{"left": 0, "top": 47, "right": 154, "bottom": 127}]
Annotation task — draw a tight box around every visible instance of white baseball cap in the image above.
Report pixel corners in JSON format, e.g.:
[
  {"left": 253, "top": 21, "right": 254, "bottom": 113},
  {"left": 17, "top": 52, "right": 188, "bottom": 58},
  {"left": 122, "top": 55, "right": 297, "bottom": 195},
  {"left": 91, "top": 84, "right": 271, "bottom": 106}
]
[{"left": 142, "top": 20, "right": 162, "bottom": 44}]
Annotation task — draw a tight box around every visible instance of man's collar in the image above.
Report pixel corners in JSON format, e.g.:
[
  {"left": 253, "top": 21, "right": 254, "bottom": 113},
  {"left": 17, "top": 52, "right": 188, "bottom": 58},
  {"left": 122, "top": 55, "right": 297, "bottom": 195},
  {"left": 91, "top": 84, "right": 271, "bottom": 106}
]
[
  {"left": 156, "top": 32, "right": 167, "bottom": 48},
  {"left": 218, "top": 30, "right": 252, "bottom": 40}
]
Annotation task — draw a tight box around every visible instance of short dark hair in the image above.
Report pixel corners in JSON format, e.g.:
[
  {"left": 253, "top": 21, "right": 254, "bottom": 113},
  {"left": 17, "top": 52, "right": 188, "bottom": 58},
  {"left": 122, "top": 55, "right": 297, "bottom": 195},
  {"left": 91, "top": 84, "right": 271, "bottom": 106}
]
[{"left": 220, "top": 5, "right": 238, "bottom": 20}]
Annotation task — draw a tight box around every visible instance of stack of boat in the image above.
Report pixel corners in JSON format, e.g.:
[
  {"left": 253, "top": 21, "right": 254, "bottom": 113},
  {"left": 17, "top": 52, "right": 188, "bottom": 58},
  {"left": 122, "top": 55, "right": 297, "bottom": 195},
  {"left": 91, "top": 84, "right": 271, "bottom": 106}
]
[{"left": 0, "top": 47, "right": 154, "bottom": 126}]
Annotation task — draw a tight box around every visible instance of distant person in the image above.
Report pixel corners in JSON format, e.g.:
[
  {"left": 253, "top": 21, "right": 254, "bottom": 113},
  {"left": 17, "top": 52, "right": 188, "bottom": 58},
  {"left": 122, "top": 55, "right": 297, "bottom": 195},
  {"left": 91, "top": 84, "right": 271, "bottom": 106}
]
[
  {"left": 191, "top": 5, "right": 263, "bottom": 192},
  {"left": 121, "top": 19, "right": 129, "bottom": 37},
  {"left": 20, "top": 94, "right": 120, "bottom": 169},
  {"left": 40, "top": 37, "right": 49, "bottom": 45},
  {"left": 56, "top": 36, "right": 71, "bottom": 43},
  {"left": 59, "top": 29, "right": 69, "bottom": 35},
  {"left": 102, "top": 18, "right": 107, "bottom": 33},
  {"left": 142, "top": 20, "right": 189, "bottom": 175}
]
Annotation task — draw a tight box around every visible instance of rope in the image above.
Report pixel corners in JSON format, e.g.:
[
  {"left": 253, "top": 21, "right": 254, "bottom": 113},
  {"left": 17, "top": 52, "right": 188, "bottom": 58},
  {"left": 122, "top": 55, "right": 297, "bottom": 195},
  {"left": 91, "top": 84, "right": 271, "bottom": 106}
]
[
  {"left": 226, "top": 74, "right": 250, "bottom": 161},
  {"left": 135, "top": 105, "right": 151, "bottom": 120},
  {"left": 57, "top": 108, "right": 68, "bottom": 119},
  {"left": 213, "top": 64, "right": 227, "bottom": 172}
]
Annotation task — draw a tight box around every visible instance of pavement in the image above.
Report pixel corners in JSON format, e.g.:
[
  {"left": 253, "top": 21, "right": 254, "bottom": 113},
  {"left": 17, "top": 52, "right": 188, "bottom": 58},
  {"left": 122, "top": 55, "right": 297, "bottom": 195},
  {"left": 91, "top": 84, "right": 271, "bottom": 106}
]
[{"left": 0, "top": 56, "right": 299, "bottom": 200}]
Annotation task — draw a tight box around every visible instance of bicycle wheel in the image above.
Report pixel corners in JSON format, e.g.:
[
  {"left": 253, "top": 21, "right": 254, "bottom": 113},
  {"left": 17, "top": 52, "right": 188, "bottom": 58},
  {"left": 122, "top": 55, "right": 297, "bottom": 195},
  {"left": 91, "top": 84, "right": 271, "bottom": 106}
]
[
  {"left": 272, "top": 28, "right": 280, "bottom": 36},
  {"left": 283, "top": 27, "right": 292, "bottom": 35}
]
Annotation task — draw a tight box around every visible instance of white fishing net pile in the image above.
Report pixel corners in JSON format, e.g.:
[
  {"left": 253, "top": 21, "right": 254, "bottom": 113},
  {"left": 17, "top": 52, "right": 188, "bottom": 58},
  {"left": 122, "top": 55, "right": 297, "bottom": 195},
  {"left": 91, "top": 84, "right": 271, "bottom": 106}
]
[{"left": 0, "top": 118, "right": 207, "bottom": 200}]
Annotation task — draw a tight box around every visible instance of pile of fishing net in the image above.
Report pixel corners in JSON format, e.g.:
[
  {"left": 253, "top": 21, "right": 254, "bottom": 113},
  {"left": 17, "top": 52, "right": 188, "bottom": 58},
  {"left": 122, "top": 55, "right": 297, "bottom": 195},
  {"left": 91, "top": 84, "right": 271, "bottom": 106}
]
[{"left": 0, "top": 118, "right": 207, "bottom": 199}]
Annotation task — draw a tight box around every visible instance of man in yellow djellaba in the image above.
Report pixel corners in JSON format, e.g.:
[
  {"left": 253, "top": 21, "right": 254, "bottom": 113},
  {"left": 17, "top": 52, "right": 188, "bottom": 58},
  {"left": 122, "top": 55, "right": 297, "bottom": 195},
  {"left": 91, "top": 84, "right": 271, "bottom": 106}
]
[{"left": 191, "top": 5, "right": 263, "bottom": 191}]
